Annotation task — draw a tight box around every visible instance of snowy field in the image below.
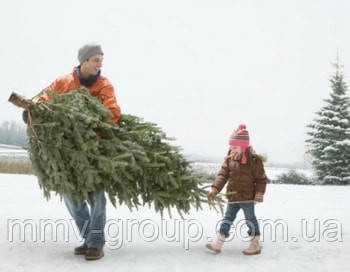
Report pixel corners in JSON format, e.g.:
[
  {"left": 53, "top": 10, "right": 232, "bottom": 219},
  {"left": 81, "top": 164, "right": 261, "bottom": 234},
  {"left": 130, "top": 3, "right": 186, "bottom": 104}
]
[
  {"left": 0, "top": 144, "right": 28, "bottom": 159},
  {"left": 0, "top": 173, "right": 348, "bottom": 272},
  {"left": 192, "top": 162, "right": 313, "bottom": 180}
]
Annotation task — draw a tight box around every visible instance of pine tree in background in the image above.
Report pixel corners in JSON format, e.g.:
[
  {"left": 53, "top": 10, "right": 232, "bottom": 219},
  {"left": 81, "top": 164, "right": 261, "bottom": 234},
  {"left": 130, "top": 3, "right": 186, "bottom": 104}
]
[
  {"left": 306, "top": 58, "right": 350, "bottom": 185},
  {"left": 13, "top": 88, "right": 223, "bottom": 217}
]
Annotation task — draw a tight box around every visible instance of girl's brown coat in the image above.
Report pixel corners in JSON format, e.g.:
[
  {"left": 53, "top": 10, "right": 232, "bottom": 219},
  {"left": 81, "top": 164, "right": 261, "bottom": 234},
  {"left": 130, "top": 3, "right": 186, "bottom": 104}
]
[{"left": 212, "top": 149, "right": 267, "bottom": 201}]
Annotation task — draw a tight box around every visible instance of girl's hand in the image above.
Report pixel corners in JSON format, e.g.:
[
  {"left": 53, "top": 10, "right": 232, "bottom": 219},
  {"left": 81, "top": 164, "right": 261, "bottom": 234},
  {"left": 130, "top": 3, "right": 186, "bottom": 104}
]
[
  {"left": 254, "top": 192, "right": 264, "bottom": 203},
  {"left": 209, "top": 187, "right": 219, "bottom": 198}
]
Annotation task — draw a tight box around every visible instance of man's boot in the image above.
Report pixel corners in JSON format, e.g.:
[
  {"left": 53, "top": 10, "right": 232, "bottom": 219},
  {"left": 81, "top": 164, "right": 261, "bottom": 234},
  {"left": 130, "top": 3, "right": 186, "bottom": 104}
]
[
  {"left": 74, "top": 244, "right": 88, "bottom": 255},
  {"left": 206, "top": 234, "right": 226, "bottom": 253},
  {"left": 242, "top": 236, "right": 262, "bottom": 255},
  {"left": 85, "top": 247, "right": 104, "bottom": 261}
]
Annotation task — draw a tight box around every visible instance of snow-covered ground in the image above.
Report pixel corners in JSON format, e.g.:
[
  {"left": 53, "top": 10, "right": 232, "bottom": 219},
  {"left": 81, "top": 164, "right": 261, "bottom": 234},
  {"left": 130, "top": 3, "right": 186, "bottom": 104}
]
[
  {"left": 0, "top": 173, "right": 348, "bottom": 272},
  {"left": 192, "top": 162, "right": 313, "bottom": 180},
  {"left": 0, "top": 144, "right": 28, "bottom": 158}
]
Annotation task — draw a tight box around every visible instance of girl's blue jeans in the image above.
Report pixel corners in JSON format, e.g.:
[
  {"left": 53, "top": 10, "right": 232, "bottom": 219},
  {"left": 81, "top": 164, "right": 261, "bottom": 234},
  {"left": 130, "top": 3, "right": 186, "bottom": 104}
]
[{"left": 219, "top": 202, "right": 261, "bottom": 238}]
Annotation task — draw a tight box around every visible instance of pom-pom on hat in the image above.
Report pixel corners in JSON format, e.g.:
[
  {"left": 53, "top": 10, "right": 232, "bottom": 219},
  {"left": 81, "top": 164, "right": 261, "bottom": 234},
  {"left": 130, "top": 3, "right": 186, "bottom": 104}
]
[{"left": 229, "top": 124, "right": 250, "bottom": 164}]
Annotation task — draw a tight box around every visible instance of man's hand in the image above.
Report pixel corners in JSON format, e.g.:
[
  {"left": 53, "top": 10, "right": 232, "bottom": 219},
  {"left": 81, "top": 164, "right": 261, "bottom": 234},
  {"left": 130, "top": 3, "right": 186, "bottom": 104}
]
[
  {"left": 105, "top": 113, "right": 115, "bottom": 125},
  {"left": 94, "top": 128, "right": 109, "bottom": 139}
]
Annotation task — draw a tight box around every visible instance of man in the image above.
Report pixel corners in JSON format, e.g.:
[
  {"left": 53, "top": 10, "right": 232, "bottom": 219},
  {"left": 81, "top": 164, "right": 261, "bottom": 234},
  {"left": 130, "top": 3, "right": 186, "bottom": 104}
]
[
  {"left": 38, "top": 42, "right": 121, "bottom": 123},
  {"left": 26, "top": 42, "right": 121, "bottom": 260}
]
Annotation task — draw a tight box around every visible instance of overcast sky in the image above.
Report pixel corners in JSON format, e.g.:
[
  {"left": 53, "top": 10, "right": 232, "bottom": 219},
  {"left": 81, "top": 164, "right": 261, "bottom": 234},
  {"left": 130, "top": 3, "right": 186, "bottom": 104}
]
[{"left": 1, "top": 0, "right": 350, "bottom": 164}]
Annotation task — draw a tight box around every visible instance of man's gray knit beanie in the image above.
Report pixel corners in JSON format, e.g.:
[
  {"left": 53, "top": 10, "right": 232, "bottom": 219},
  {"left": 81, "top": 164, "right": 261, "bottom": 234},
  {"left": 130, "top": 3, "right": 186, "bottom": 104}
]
[{"left": 78, "top": 42, "right": 103, "bottom": 64}]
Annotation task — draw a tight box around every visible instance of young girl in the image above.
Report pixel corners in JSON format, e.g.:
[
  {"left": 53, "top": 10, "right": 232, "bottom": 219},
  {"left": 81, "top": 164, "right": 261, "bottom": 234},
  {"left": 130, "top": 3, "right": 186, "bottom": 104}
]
[{"left": 206, "top": 124, "right": 267, "bottom": 255}]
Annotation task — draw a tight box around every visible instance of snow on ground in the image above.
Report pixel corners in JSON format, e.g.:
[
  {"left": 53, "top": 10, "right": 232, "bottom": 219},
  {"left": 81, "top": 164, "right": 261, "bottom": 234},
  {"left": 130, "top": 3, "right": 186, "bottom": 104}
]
[
  {"left": 0, "top": 145, "right": 28, "bottom": 159},
  {"left": 0, "top": 173, "right": 348, "bottom": 272},
  {"left": 192, "top": 162, "right": 313, "bottom": 180}
]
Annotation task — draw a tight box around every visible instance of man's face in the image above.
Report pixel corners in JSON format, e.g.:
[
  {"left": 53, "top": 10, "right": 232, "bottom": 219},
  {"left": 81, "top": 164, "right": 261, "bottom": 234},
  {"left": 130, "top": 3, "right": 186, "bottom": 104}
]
[{"left": 81, "top": 54, "right": 103, "bottom": 76}]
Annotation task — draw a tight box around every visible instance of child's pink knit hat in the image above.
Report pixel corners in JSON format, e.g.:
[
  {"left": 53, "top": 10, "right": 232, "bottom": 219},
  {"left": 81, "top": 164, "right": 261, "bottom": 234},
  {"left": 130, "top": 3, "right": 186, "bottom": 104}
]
[{"left": 228, "top": 124, "right": 250, "bottom": 164}]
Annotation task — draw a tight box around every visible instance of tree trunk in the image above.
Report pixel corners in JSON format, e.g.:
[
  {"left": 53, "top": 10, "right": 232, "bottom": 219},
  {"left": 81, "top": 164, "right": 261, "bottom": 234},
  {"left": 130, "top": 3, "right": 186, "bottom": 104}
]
[{"left": 8, "top": 92, "right": 34, "bottom": 109}]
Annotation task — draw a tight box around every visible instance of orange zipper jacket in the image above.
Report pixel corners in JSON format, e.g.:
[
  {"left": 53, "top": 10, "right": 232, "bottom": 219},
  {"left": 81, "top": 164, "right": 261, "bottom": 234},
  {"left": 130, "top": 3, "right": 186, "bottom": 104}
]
[{"left": 38, "top": 68, "right": 121, "bottom": 123}]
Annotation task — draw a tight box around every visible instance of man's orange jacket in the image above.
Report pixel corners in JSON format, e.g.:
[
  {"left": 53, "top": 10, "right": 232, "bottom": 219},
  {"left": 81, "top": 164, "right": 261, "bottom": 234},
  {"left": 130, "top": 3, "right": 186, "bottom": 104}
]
[{"left": 38, "top": 69, "right": 121, "bottom": 123}]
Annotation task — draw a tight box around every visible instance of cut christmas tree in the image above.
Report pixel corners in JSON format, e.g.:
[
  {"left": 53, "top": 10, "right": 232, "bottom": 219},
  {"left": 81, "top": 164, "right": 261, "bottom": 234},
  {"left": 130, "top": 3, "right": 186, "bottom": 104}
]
[{"left": 9, "top": 88, "right": 223, "bottom": 217}]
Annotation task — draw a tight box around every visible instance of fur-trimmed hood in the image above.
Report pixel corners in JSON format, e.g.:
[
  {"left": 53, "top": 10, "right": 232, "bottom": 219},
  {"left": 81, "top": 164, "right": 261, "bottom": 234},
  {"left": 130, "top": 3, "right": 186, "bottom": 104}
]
[{"left": 226, "top": 147, "right": 267, "bottom": 163}]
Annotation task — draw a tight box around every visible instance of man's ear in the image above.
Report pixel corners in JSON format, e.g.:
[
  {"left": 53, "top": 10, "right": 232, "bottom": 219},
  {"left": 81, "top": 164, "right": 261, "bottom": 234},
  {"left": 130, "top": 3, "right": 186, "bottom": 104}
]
[{"left": 81, "top": 59, "right": 89, "bottom": 67}]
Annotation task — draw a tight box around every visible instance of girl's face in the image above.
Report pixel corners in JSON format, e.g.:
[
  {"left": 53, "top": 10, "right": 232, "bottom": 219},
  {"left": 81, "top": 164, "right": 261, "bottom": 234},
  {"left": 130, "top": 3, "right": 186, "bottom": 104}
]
[{"left": 230, "top": 145, "right": 242, "bottom": 154}]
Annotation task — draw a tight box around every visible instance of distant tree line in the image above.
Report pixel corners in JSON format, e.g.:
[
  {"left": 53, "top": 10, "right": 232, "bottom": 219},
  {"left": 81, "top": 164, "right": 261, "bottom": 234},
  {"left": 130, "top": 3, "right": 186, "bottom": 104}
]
[{"left": 0, "top": 121, "right": 27, "bottom": 147}]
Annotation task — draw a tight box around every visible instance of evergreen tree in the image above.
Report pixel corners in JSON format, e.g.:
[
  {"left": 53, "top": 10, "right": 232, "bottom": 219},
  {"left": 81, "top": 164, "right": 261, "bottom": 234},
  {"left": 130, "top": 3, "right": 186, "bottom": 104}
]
[
  {"left": 306, "top": 59, "right": 350, "bottom": 184},
  {"left": 9, "top": 89, "right": 223, "bottom": 217}
]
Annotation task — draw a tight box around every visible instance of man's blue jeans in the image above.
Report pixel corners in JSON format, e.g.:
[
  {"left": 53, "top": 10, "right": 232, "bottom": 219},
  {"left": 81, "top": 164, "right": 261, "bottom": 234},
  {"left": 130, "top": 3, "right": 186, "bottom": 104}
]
[
  {"left": 64, "top": 191, "right": 106, "bottom": 248},
  {"left": 219, "top": 202, "right": 260, "bottom": 238}
]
